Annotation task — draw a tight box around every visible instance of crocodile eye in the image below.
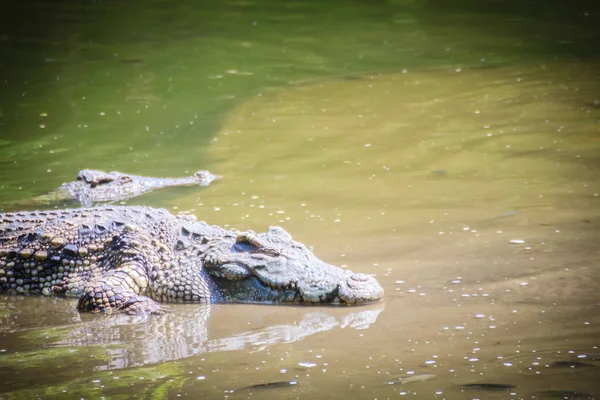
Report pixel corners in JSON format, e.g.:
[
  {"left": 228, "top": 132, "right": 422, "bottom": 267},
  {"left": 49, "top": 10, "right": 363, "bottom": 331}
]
[
  {"left": 235, "top": 232, "right": 280, "bottom": 256},
  {"left": 236, "top": 232, "right": 265, "bottom": 248}
]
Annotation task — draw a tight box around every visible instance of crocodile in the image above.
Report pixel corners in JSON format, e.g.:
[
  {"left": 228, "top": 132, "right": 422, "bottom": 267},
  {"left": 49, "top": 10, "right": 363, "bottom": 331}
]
[
  {"left": 0, "top": 206, "right": 383, "bottom": 314},
  {"left": 32, "top": 169, "right": 220, "bottom": 206}
]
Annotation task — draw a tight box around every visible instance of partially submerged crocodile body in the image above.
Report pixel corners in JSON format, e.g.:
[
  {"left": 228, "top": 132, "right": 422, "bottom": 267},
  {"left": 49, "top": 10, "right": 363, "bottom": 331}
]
[
  {"left": 0, "top": 207, "right": 383, "bottom": 314},
  {"left": 34, "top": 169, "right": 220, "bottom": 206}
]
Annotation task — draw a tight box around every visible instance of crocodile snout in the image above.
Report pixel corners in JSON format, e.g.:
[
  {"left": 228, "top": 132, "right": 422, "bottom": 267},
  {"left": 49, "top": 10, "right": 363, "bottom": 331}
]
[{"left": 338, "top": 272, "right": 384, "bottom": 305}]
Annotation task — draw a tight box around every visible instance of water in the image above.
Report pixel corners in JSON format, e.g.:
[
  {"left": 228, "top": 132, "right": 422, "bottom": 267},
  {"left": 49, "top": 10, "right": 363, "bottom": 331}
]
[{"left": 1, "top": 0, "right": 599, "bottom": 398}]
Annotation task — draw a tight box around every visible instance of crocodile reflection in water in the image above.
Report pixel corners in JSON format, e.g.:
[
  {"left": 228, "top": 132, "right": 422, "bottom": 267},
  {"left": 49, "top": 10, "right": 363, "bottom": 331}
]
[
  {"left": 0, "top": 296, "right": 384, "bottom": 370},
  {"left": 33, "top": 169, "right": 220, "bottom": 206}
]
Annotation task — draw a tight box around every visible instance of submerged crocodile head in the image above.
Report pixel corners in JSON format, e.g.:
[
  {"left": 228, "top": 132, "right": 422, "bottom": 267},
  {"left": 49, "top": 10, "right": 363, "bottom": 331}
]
[
  {"left": 203, "top": 226, "right": 383, "bottom": 305},
  {"left": 194, "top": 170, "right": 221, "bottom": 187}
]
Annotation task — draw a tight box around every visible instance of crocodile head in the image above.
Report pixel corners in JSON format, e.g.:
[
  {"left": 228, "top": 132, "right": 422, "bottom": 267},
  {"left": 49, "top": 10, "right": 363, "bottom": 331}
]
[
  {"left": 203, "top": 226, "right": 383, "bottom": 305},
  {"left": 194, "top": 170, "right": 221, "bottom": 187}
]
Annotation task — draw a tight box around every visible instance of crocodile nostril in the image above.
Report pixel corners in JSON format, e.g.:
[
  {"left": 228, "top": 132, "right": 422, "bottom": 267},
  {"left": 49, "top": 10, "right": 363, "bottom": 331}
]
[{"left": 349, "top": 273, "right": 371, "bottom": 283}]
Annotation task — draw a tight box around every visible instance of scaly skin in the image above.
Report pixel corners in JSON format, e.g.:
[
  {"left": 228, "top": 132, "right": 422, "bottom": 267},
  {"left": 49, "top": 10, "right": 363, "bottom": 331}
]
[
  {"left": 34, "top": 169, "right": 220, "bottom": 206},
  {"left": 0, "top": 206, "right": 383, "bottom": 315}
]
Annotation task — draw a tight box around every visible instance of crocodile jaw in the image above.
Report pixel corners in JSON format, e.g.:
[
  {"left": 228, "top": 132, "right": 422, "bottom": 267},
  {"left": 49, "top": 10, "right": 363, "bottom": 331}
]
[{"left": 209, "top": 257, "right": 384, "bottom": 305}]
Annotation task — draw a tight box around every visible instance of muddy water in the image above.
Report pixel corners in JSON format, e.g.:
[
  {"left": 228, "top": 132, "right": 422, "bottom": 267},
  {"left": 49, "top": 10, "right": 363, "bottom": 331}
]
[
  {"left": 200, "top": 62, "right": 600, "bottom": 398},
  {"left": 1, "top": 63, "right": 599, "bottom": 398}
]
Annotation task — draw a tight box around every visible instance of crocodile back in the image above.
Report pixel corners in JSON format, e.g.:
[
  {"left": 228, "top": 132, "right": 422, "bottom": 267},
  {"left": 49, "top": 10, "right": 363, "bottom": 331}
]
[{"left": 0, "top": 207, "right": 182, "bottom": 297}]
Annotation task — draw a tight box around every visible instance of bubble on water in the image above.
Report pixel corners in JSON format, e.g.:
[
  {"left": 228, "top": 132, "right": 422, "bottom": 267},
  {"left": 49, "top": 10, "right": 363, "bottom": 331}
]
[{"left": 298, "top": 362, "right": 317, "bottom": 368}]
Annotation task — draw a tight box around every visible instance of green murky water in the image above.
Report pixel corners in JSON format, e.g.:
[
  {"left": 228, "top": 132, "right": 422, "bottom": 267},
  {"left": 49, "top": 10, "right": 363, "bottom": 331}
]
[{"left": 1, "top": 0, "right": 599, "bottom": 398}]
